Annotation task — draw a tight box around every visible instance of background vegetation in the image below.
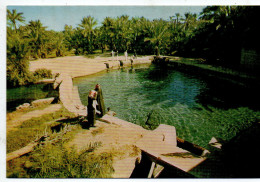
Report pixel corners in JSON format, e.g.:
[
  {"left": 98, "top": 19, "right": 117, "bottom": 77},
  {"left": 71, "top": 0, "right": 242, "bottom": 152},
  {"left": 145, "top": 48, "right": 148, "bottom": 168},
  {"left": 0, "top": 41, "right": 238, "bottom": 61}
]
[{"left": 7, "top": 6, "right": 260, "bottom": 87}]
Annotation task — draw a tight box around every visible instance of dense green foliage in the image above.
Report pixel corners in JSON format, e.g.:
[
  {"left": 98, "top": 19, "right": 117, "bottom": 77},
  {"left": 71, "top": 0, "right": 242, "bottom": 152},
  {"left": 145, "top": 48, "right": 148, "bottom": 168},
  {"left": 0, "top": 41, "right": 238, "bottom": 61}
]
[{"left": 7, "top": 6, "right": 259, "bottom": 86}]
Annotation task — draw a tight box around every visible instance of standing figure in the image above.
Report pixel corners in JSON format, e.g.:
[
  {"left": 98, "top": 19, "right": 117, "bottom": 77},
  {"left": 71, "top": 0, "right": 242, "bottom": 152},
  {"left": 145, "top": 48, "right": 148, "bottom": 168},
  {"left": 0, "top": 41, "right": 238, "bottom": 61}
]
[
  {"left": 87, "top": 90, "right": 100, "bottom": 127},
  {"left": 94, "top": 84, "right": 106, "bottom": 117},
  {"left": 124, "top": 50, "right": 128, "bottom": 61},
  {"left": 119, "top": 60, "right": 124, "bottom": 67},
  {"left": 104, "top": 63, "right": 109, "bottom": 69},
  {"left": 111, "top": 50, "right": 114, "bottom": 60}
]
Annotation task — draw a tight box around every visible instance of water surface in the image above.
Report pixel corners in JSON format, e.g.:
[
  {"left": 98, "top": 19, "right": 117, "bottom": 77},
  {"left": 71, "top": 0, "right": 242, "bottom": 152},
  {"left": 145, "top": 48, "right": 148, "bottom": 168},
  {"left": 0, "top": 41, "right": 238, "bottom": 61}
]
[
  {"left": 73, "top": 64, "right": 259, "bottom": 148},
  {"left": 7, "top": 83, "right": 58, "bottom": 112}
]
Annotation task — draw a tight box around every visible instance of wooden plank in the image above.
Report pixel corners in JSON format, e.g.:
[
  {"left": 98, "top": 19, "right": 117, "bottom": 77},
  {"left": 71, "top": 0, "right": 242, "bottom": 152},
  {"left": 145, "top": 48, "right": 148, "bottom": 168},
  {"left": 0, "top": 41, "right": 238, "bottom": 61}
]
[
  {"left": 148, "top": 162, "right": 155, "bottom": 178},
  {"left": 141, "top": 149, "right": 206, "bottom": 173},
  {"left": 177, "top": 137, "right": 209, "bottom": 156},
  {"left": 153, "top": 164, "right": 164, "bottom": 178}
]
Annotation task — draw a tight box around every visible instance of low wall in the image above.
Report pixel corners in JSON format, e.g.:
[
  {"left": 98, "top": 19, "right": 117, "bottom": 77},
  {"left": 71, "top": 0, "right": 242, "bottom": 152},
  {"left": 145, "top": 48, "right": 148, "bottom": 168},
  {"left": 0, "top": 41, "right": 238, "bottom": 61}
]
[{"left": 54, "top": 73, "right": 86, "bottom": 116}]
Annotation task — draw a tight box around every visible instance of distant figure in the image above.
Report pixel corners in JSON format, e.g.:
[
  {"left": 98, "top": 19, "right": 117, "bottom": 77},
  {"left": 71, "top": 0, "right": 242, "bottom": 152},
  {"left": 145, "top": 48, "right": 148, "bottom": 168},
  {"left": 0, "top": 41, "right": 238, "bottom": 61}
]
[
  {"left": 94, "top": 84, "right": 106, "bottom": 117},
  {"left": 134, "top": 50, "right": 137, "bottom": 59},
  {"left": 104, "top": 63, "right": 109, "bottom": 69},
  {"left": 87, "top": 90, "right": 100, "bottom": 127},
  {"left": 124, "top": 50, "right": 128, "bottom": 61},
  {"left": 119, "top": 60, "right": 123, "bottom": 67},
  {"left": 111, "top": 50, "right": 114, "bottom": 59},
  {"left": 130, "top": 59, "right": 133, "bottom": 65}
]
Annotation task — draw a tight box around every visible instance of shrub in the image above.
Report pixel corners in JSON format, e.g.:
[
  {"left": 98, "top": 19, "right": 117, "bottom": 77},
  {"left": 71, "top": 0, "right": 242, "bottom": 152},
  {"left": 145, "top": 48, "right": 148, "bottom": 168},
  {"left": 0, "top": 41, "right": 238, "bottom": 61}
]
[
  {"left": 7, "top": 69, "right": 37, "bottom": 88},
  {"left": 33, "top": 68, "right": 52, "bottom": 79}
]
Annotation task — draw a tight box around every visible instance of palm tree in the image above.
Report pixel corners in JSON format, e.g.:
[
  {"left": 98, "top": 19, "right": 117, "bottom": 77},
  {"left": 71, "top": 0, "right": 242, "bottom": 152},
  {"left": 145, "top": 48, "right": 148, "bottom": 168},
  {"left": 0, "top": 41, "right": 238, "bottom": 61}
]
[
  {"left": 7, "top": 9, "right": 25, "bottom": 32},
  {"left": 26, "top": 20, "right": 47, "bottom": 58},
  {"left": 118, "top": 15, "right": 131, "bottom": 51},
  {"left": 63, "top": 24, "right": 75, "bottom": 51},
  {"left": 79, "top": 16, "right": 97, "bottom": 53},
  {"left": 144, "top": 19, "right": 170, "bottom": 56}
]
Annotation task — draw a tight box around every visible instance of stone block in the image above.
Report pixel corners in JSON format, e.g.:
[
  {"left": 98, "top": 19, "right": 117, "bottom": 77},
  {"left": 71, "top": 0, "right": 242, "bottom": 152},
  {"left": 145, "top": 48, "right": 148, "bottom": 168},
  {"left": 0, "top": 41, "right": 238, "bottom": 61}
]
[
  {"left": 16, "top": 103, "right": 31, "bottom": 111},
  {"left": 31, "top": 97, "right": 55, "bottom": 108},
  {"left": 154, "top": 124, "right": 177, "bottom": 147}
]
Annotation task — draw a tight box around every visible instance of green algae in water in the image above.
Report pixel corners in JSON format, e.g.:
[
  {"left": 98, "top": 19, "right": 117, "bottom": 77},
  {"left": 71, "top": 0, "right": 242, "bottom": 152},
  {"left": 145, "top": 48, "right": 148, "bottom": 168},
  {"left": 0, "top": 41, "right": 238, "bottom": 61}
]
[{"left": 74, "top": 65, "right": 260, "bottom": 149}]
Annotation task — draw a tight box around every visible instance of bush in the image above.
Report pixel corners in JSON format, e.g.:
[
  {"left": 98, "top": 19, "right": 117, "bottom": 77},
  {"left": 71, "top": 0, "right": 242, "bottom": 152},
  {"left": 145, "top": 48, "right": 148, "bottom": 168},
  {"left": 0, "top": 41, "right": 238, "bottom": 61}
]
[
  {"left": 7, "top": 69, "right": 37, "bottom": 88},
  {"left": 33, "top": 68, "right": 52, "bottom": 79}
]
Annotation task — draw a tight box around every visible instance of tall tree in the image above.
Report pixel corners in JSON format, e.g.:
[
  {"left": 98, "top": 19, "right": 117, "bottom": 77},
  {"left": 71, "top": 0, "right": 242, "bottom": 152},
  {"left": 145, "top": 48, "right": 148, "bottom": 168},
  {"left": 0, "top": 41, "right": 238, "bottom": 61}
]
[
  {"left": 7, "top": 9, "right": 25, "bottom": 31},
  {"left": 26, "top": 20, "right": 47, "bottom": 58},
  {"left": 79, "top": 16, "right": 97, "bottom": 53},
  {"left": 144, "top": 19, "right": 170, "bottom": 56}
]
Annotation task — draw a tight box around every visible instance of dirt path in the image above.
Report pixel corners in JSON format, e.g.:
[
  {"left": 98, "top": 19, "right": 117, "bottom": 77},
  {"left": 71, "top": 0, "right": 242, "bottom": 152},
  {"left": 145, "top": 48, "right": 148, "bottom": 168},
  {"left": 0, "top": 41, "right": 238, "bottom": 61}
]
[{"left": 7, "top": 104, "right": 62, "bottom": 133}]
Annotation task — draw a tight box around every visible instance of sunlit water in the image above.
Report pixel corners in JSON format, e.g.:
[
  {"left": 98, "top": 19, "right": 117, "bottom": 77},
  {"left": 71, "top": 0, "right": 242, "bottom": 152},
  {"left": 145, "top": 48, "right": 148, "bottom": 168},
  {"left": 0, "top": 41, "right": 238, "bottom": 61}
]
[{"left": 73, "top": 64, "right": 259, "bottom": 148}]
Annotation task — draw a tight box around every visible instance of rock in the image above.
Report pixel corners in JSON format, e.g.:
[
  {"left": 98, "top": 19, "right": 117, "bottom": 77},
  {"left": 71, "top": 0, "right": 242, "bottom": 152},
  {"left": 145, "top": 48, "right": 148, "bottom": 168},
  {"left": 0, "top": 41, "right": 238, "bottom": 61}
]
[
  {"left": 16, "top": 103, "right": 31, "bottom": 111},
  {"left": 31, "top": 97, "right": 55, "bottom": 108},
  {"left": 107, "top": 110, "right": 116, "bottom": 116},
  {"left": 24, "top": 161, "right": 33, "bottom": 169},
  {"left": 53, "top": 73, "right": 63, "bottom": 90}
]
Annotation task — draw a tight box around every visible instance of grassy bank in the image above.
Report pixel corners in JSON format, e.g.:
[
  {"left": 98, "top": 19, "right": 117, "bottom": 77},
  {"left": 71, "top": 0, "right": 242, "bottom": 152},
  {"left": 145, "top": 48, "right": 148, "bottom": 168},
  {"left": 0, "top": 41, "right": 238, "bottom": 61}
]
[
  {"left": 7, "top": 123, "right": 114, "bottom": 178},
  {"left": 6, "top": 104, "right": 115, "bottom": 178},
  {"left": 7, "top": 106, "right": 75, "bottom": 153}
]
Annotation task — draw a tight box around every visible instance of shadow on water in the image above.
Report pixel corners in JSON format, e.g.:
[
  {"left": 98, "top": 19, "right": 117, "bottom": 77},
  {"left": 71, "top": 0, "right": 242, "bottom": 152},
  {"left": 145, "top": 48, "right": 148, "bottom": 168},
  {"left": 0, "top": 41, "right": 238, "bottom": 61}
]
[
  {"left": 188, "top": 122, "right": 260, "bottom": 178},
  {"left": 131, "top": 64, "right": 206, "bottom": 108},
  {"left": 134, "top": 64, "right": 260, "bottom": 110},
  {"left": 195, "top": 77, "right": 260, "bottom": 111},
  {"left": 7, "top": 83, "right": 59, "bottom": 112}
]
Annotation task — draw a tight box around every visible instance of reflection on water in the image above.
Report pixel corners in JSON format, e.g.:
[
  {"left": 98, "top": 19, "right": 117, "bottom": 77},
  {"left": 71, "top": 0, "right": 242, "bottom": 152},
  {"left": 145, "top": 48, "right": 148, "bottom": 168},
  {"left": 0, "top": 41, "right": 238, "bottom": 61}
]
[
  {"left": 7, "top": 83, "right": 58, "bottom": 112},
  {"left": 74, "top": 64, "right": 259, "bottom": 147}
]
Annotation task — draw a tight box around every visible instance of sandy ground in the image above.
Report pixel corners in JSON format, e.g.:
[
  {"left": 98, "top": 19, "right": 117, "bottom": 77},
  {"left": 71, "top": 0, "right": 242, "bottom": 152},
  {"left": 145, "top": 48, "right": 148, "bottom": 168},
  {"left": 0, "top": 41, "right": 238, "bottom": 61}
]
[{"left": 29, "top": 55, "right": 152, "bottom": 78}]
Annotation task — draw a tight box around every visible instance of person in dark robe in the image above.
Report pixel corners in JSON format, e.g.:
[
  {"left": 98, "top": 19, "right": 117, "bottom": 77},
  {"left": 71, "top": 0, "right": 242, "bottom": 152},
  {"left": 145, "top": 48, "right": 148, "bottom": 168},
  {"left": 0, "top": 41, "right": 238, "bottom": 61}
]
[
  {"left": 87, "top": 90, "right": 100, "bottom": 127},
  {"left": 94, "top": 84, "right": 106, "bottom": 117}
]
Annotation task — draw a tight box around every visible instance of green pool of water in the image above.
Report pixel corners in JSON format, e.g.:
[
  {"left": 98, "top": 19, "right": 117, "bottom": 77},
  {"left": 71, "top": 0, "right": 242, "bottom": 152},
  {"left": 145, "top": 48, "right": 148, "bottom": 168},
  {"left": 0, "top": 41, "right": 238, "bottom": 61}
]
[
  {"left": 7, "top": 83, "right": 58, "bottom": 112},
  {"left": 74, "top": 64, "right": 259, "bottom": 148}
]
